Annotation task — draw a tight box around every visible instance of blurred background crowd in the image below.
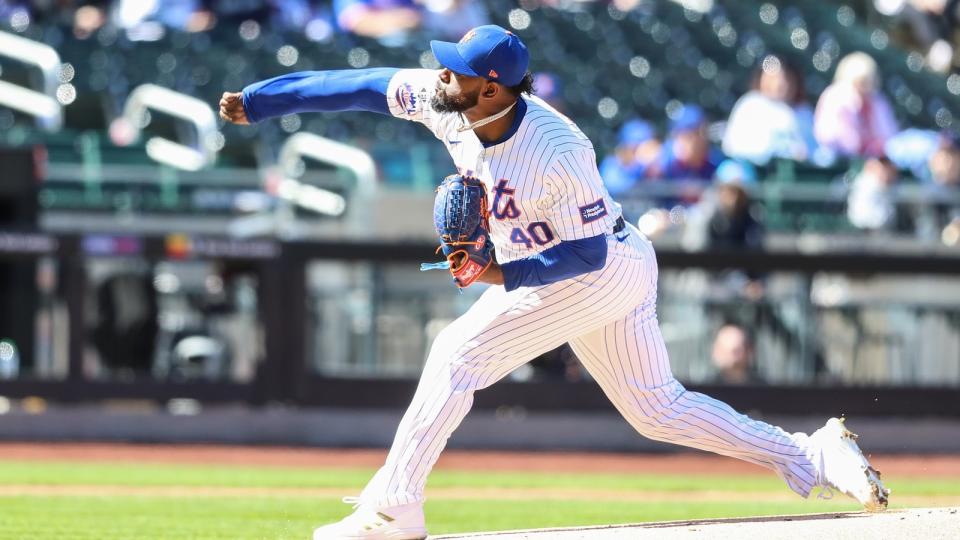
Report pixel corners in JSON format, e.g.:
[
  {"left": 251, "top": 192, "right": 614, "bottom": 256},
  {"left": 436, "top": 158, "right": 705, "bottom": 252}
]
[
  {"left": 0, "top": 0, "right": 959, "bottom": 391},
  {"left": 0, "top": 0, "right": 486, "bottom": 41},
  {"left": 602, "top": 49, "right": 959, "bottom": 246},
  {"left": 0, "top": 0, "right": 955, "bottom": 242}
]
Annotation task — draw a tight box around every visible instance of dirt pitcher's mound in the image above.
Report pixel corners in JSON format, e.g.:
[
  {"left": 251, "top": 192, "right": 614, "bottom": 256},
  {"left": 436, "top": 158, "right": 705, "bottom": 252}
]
[{"left": 433, "top": 507, "right": 960, "bottom": 539}]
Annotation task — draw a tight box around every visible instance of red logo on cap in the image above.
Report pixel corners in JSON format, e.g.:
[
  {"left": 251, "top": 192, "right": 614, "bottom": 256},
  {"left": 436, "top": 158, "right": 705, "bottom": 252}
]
[
  {"left": 488, "top": 69, "right": 499, "bottom": 79},
  {"left": 460, "top": 29, "right": 477, "bottom": 44}
]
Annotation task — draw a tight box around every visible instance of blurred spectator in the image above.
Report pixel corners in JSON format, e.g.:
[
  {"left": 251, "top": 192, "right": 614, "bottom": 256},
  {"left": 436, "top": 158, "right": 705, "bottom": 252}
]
[
  {"left": 722, "top": 55, "right": 817, "bottom": 165},
  {"left": 113, "top": 0, "right": 215, "bottom": 34},
  {"left": 847, "top": 156, "right": 901, "bottom": 230},
  {"left": 73, "top": 2, "right": 109, "bottom": 38},
  {"left": 417, "top": 0, "right": 488, "bottom": 41},
  {"left": 710, "top": 324, "right": 763, "bottom": 385},
  {"left": 884, "top": 128, "right": 942, "bottom": 176},
  {"left": 650, "top": 104, "right": 724, "bottom": 180},
  {"left": 944, "top": 217, "right": 960, "bottom": 245},
  {"left": 2, "top": 0, "right": 332, "bottom": 35},
  {"left": 205, "top": 0, "right": 331, "bottom": 35},
  {"left": 543, "top": 0, "right": 643, "bottom": 11},
  {"left": 202, "top": 0, "right": 281, "bottom": 23},
  {"left": 880, "top": 130, "right": 959, "bottom": 239},
  {"left": 333, "top": 0, "right": 421, "bottom": 41},
  {"left": 599, "top": 118, "right": 659, "bottom": 195},
  {"left": 925, "top": 133, "right": 960, "bottom": 236},
  {"left": 706, "top": 160, "right": 764, "bottom": 251},
  {"left": 682, "top": 160, "right": 765, "bottom": 297},
  {"left": 927, "top": 132, "right": 960, "bottom": 189},
  {"left": 0, "top": 0, "right": 108, "bottom": 37},
  {"left": 873, "top": 0, "right": 960, "bottom": 72},
  {"left": 684, "top": 160, "right": 762, "bottom": 247},
  {"left": 886, "top": 129, "right": 960, "bottom": 188},
  {"left": 814, "top": 52, "right": 898, "bottom": 159},
  {"left": 532, "top": 72, "right": 565, "bottom": 112}
]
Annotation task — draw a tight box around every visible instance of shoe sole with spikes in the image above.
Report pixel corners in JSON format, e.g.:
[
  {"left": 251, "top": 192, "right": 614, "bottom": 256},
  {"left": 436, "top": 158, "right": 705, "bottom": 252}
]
[{"left": 814, "top": 417, "right": 890, "bottom": 512}]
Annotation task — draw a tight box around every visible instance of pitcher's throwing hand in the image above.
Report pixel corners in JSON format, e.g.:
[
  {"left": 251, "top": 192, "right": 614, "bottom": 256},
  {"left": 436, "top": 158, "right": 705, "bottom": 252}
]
[{"left": 218, "top": 92, "right": 249, "bottom": 125}]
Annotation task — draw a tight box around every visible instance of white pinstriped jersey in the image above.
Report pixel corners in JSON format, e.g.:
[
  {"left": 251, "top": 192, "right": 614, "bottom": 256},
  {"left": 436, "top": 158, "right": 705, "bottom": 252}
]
[
  {"left": 387, "top": 69, "right": 622, "bottom": 263},
  {"left": 357, "top": 67, "right": 824, "bottom": 514}
]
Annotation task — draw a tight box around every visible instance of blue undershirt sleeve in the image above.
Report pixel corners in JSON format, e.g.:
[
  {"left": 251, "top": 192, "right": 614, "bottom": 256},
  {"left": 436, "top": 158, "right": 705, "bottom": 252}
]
[
  {"left": 241, "top": 67, "right": 401, "bottom": 123},
  {"left": 500, "top": 234, "right": 608, "bottom": 292}
]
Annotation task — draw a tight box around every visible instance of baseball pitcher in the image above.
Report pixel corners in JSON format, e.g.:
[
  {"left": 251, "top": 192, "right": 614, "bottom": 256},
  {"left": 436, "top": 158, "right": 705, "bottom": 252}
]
[{"left": 221, "top": 25, "right": 888, "bottom": 540}]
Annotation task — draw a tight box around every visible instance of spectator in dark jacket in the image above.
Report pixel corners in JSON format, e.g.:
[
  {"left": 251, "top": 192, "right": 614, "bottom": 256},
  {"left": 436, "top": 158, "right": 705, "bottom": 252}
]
[{"left": 707, "top": 159, "right": 764, "bottom": 250}]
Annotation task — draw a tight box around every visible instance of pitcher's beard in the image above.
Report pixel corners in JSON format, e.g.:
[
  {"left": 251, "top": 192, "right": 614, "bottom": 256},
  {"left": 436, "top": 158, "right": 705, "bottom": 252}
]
[{"left": 431, "top": 87, "right": 480, "bottom": 113}]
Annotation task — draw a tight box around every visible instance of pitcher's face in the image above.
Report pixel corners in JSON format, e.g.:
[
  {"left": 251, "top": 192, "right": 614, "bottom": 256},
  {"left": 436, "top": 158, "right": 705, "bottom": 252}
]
[{"left": 432, "top": 69, "right": 482, "bottom": 113}]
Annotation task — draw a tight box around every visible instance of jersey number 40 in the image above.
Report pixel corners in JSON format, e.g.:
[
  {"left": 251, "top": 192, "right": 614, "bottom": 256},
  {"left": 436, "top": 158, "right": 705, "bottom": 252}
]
[{"left": 510, "top": 222, "right": 555, "bottom": 248}]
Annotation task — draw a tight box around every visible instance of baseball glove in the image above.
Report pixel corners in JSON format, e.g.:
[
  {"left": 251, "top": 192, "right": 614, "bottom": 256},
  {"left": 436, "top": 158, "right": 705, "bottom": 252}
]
[{"left": 421, "top": 174, "right": 494, "bottom": 288}]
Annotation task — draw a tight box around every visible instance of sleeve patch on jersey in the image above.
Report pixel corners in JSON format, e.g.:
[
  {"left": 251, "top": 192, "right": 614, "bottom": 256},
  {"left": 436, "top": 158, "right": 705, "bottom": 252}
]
[
  {"left": 579, "top": 199, "right": 608, "bottom": 224},
  {"left": 395, "top": 83, "right": 419, "bottom": 116}
]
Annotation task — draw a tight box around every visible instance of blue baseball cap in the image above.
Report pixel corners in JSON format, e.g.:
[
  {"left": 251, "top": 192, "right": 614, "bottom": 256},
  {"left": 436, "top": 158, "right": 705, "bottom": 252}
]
[
  {"left": 430, "top": 25, "right": 530, "bottom": 87},
  {"left": 714, "top": 159, "right": 757, "bottom": 186},
  {"left": 618, "top": 119, "right": 655, "bottom": 146},
  {"left": 670, "top": 104, "right": 706, "bottom": 134}
]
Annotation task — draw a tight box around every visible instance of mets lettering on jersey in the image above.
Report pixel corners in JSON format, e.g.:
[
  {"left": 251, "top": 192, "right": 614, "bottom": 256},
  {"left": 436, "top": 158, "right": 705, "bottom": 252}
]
[
  {"left": 491, "top": 180, "right": 521, "bottom": 220},
  {"left": 394, "top": 82, "right": 422, "bottom": 116}
]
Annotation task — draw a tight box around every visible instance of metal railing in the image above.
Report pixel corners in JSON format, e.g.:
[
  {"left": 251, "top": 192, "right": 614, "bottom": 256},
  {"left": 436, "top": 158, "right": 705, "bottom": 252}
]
[
  {"left": 120, "top": 84, "right": 222, "bottom": 171},
  {"left": 0, "top": 30, "right": 63, "bottom": 131},
  {"left": 1, "top": 230, "right": 958, "bottom": 416}
]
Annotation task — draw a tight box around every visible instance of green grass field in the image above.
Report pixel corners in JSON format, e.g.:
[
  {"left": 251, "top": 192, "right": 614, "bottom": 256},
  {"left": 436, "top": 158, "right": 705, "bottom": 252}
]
[{"left": 0, "top": 460, "right": 957, "bottom": 539}]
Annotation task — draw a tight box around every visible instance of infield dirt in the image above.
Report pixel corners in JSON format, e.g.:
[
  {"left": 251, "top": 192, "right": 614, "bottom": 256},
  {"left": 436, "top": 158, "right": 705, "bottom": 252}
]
[
  {"left": 0, "top": 443, "right": 957, "bottom": 477},
  {"left": 434, "top": 507, "right": 960, "bottom": 539}
]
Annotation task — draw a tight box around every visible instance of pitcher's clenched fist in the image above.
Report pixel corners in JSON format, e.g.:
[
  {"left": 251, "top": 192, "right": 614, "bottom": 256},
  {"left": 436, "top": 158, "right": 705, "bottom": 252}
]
[{"left": 219, "top": 92, "right": 249, "bottom": 125}]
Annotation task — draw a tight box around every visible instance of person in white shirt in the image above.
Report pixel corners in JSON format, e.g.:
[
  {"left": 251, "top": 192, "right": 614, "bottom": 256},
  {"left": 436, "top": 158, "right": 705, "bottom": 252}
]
[
  {"left": 847, "top": 156, "right": 900, "bottom": 230},
  {"left": 722, "top": 55, "right": 816, "bottom": 165}
]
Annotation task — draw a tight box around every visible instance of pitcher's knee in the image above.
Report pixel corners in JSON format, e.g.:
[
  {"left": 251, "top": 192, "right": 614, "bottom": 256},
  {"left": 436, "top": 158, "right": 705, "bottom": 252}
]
[
  {"left": 440, "top": 355, "right": 492, "bottom": 394},
  {"left": 423, "top": 327, "right": 498, "bottom": 394},
  {"left": 624, "top": 378, "right": 687, "bottom": 420}
]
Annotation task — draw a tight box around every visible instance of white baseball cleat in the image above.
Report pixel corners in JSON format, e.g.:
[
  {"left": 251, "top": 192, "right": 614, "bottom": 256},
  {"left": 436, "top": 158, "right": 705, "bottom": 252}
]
[
  {"left": 312, "top": 498, "right": 428, "bottom": 540},
  {"left": 808, "top": 417, "right": 890, "bottom": 512}
]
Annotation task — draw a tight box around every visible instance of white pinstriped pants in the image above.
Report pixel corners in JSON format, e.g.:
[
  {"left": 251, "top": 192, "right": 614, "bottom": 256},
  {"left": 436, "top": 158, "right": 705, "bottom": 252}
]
[{"left": 360, "top": 225, "right": 817, "bottom": 508}]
